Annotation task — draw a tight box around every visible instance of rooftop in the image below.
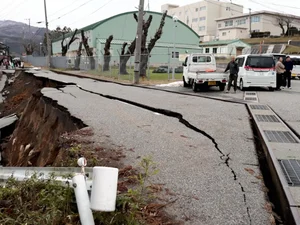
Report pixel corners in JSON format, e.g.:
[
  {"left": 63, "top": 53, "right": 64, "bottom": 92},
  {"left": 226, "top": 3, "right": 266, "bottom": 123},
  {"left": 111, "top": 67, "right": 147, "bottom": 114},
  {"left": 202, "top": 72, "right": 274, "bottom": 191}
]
[{"left": 215, "top": 10, "right": 300, "bottom": 21}]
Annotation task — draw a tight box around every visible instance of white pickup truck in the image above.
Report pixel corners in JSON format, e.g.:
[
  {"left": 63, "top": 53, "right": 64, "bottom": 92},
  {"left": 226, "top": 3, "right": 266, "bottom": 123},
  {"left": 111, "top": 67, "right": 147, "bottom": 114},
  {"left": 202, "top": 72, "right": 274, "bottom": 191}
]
[{"left": 182, "top": 53, "right": 228, "bottom": 92}]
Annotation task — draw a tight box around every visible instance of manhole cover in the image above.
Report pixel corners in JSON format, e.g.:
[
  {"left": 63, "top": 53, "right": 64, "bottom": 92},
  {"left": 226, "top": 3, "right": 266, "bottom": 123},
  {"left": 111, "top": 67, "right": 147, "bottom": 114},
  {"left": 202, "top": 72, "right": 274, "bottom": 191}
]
[
  {"left": 264, "top": 130, "right": 299, "bottom": 143},
  {"left": 256, "top": 115, "right": 280, "bottom": 122},
  {"left": 245, "top": 97, "right": 257, "bottom": 101},
  {"left": 279, "top": 159, "right": 300, "bottom": 186},
  {"left": 250, "top": 105, "right": 269, "bottom": 110}
]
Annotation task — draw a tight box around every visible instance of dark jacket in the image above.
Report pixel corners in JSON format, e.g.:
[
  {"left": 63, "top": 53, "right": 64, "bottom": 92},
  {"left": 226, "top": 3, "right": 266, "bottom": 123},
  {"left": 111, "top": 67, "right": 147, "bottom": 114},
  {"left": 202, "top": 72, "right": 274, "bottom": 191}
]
[
  {"left": 284, "top": 61, "right": 293, "bottom": 72},
  {"left": 225, "top": 61, "right": 239, "bottom": 75}
]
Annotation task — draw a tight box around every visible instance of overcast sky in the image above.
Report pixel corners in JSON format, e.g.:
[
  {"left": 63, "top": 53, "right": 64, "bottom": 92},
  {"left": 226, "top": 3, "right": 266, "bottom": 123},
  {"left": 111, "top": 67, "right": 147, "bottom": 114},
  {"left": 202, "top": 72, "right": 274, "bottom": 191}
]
[{"left": 0, "top": 0, "right": 299, "bottom": 30}]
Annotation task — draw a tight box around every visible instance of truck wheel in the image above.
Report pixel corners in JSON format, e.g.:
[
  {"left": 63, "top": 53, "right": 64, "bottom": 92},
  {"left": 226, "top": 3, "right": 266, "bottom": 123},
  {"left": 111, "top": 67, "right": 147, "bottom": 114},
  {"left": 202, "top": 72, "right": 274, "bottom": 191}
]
[
  {"left": 219, "top": 84, "right": 225, "bottom": 91},
  {"left": 183, "top": 76, "right": 189, "bottom": 87},
  {"left": 240, "top": 79, "right": 244, "bottom": 91},
  {"left": 192, "top": 81, "right": 198, "bottom": 92}
]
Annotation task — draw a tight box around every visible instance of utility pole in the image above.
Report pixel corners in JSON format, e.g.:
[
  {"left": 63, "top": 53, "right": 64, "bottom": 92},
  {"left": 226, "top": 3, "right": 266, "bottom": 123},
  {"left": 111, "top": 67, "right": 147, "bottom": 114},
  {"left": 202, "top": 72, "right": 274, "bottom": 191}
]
[
  {"left": 249, "top": 8, "right": 252, "bottom": 38},
  {"left": 25, "top": 18, "right": 31, "bottom": 34},
  {"left": 133, "top": 0, "right": 145, "bottom": 84},
  {"left": 44, "top": 0, "right": 51, "bottom": 68}
]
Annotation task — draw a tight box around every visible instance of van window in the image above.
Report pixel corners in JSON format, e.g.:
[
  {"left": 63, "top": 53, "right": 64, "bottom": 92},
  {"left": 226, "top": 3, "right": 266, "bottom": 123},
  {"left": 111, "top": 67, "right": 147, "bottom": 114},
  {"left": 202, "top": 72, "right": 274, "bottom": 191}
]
[
  {"left": 245, "top": 56, "right": 274, "bottom": 68},
  {"left": 192, "top": 56, "right": 211, "bottom": 63},
  {"left": 236, "top": 57, "right": 245, "bottom": 67}
]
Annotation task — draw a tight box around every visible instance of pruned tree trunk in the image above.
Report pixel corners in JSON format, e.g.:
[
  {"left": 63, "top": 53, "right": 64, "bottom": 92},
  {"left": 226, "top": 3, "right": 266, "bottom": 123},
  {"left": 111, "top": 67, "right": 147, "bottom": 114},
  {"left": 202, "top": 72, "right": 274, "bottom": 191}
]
[
  {"left": 119, "top": 40, "right": 136, "bottom": 75},
  {"left": 103, "top": 35, "right": 113, "bottom": 71},
  {"left": 75, "top": 42, "right": 82, "bottom": 70},
  {"left": 140, "top": 51, "right": 149, "bottom": 76},
  {"left": 61, "top": 29, "right": 78, "bottom": 56},
  {"left": 81, "top": 30, "right": 95, "bottom": 70},
  {"left": 140, "top": 11, "right": 167, "bottom": 76}
]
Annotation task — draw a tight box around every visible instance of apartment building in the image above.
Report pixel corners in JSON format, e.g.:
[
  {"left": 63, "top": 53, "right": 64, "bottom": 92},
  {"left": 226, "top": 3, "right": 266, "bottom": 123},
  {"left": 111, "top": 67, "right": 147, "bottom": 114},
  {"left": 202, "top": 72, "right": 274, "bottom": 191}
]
[
  {"left": 216, "top": 11, "right": 300, "bottom": 40},
  {"left": 161, "top": 0, "right": 243, "bottom": 42}
]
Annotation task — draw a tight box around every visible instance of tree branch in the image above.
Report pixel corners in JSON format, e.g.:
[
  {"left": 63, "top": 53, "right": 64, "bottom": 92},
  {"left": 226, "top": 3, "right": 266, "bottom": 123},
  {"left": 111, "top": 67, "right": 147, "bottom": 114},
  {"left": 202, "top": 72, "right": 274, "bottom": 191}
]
[
  {"left": 104, "top": 35, "right": 113, "bottom": 56},
  {"left": 121, "top": 42, "right": 128, "bottom": 55},
  {"left": 141, "top": 15, "right": 153, "bottom": 52},
  {"left": 133, "top": 13, "right": 138, "bottom": 22},
  {"left": 148, "top": 10, "right": 167, "bottom": 53}
]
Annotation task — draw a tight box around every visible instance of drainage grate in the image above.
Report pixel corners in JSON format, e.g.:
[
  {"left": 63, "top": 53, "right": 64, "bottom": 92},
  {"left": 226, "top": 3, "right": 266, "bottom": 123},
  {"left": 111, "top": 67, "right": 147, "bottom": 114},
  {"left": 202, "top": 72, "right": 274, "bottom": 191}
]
[
  {"left": 245, "top": 92, "right": 256, "bottom": 95},
  {"left": 264, "top": 130, "right": 299, "bottom": 143},
  {"left": 256, "top": 115, "right": 280, "bottom": 122},
  {"left": 279, "top": 159, "right": 300, "bottom": 186},
  {"left": 245, "top": 97, "right": 258, "bottom": 101},
  {"left": 250, "top": 105, "right": 269, "bottom": 110}
]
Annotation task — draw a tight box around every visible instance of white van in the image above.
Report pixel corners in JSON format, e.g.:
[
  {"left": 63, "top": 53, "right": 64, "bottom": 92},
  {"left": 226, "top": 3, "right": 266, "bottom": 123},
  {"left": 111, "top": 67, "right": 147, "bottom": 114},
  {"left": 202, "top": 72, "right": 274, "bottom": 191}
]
[{"left": 235, "top": 54, "right": 276, "bottom": 91}]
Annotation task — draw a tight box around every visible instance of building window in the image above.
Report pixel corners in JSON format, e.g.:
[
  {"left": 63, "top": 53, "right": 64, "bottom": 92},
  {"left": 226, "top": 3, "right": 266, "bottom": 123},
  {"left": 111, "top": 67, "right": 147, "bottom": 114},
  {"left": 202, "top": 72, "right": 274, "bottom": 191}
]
[
  {"left": 199, "top": 16, "right": 206, "bottom": 21},
  {"left": 213, "top": 48, "right": 217, "bottom": 53},
  {"left": 196, "top": 8, "right": 198, "bottom": 12},
  {"left": 225, "top": 20, "right": 233, "bottom": 27},
  {"left": 200, "top": 6, "right": 206, "bottom": 11},
  {"left": 252, "top": 29, "right": 260, "bottom": 32},
  {"left": 199, "top": 26, "right": 205, "bottom": 31},
  {"left": 226, "top": 7, "right": 230, "bottom": 11},
  {"left": 172, "top": 51, "right": 179, "bottom": 58},
  {"left": 185, "top": 10, "right": 188, "bottom": 14},
  {"left": 222, "top": 32, "right": 226, "bottom": 36},
  {"left": 218, "top": 23, "right": 222, "bottom": 28},
  {"left": 205, "top": 48, "right": 210, "bottom": 53},
  {"left": 251, "top": 16, "right": 260, "bottom": 23},
  {"left": 192, "top": 18, "right": 198, "bottom": 22},
  {"left": 236, "top": 19, "right": 246, "bottom": 25}
]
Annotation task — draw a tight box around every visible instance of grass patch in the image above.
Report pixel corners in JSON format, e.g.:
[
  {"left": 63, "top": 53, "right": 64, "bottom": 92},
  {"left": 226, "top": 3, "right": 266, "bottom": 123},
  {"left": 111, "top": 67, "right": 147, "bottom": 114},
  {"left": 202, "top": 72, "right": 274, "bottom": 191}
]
[
  {"left": 0, "top": 157, "right": 179, "bottom": 224},
  {"left": 87, "top": 68, "right": 182, "bottom": 81}
]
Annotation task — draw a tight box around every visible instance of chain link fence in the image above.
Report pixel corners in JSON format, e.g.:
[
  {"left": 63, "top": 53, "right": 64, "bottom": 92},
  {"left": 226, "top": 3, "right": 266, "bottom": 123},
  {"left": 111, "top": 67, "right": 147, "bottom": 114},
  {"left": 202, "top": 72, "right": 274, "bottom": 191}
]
[{"left": 24, "top": 53, "right": 185, "bottom": 82}]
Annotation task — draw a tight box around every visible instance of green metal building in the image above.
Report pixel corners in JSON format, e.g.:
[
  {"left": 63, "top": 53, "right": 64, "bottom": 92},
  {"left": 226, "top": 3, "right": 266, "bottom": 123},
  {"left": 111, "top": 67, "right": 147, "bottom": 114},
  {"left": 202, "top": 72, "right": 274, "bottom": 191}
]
[{"left": 51, "top": 11, "right": 201, "bottom": 65}]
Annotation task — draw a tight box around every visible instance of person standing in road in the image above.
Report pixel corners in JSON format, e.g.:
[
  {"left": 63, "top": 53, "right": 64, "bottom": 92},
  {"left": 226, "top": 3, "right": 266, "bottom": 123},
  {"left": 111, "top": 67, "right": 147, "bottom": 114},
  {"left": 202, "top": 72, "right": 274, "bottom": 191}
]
[
  {"left": 275, "top": 57, "right": 285, "bottom": 90},
  {"left": 283, "top": 56, "right": 293, "bottom": 89},
  {"left": 224, "top": 56, "right": 239, "bottom": 93}
]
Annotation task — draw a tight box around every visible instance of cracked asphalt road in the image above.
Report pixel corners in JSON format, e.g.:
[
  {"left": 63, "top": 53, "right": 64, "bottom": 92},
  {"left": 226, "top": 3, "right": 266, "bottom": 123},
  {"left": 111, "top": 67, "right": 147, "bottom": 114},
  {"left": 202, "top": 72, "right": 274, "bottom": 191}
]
[{"left": 31, "top": 70, "right": 270, "bottom": 224}]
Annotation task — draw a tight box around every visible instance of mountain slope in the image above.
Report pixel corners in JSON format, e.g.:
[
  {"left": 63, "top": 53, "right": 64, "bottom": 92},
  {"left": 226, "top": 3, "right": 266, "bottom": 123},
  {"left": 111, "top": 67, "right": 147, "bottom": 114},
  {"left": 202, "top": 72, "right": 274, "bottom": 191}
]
[{"left": 0, "top": 20, "right": 46, "bottom": 55}]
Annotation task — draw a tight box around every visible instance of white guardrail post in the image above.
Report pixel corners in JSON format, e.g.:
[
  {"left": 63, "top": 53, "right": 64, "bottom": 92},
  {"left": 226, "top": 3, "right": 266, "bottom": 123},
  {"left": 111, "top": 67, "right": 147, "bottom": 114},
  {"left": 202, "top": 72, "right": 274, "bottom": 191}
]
[{"left": 0, "top": 157, "right": 119, "bottom": 225}]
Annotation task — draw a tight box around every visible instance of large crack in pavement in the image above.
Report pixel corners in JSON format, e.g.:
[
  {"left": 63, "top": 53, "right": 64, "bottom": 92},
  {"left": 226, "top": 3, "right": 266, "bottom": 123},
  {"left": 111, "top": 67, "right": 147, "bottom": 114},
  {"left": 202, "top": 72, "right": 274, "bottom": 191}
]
[{"left": 64, "top": 84, "right": 252, "bottom": 225}]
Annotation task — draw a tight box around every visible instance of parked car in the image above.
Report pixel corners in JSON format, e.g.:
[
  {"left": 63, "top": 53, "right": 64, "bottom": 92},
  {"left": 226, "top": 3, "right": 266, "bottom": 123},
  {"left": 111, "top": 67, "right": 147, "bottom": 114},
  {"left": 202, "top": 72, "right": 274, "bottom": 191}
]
[{"left": 153, "top": 66, "right": 169, "bottom": 73}]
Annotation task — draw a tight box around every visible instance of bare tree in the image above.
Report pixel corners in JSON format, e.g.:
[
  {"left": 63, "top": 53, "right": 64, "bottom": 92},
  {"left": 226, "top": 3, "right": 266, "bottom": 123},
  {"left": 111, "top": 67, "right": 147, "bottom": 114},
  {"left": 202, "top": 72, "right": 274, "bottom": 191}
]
[
  {"left": 103, "top": 35, "right": 113, "bottom": 71},
  {"left": 61, "top": 29, "right": 78, "bottom": 56},
  {"left": 119, "top": 13, "right": 152, "bottom": 75},
  {"left": 274, "top": 14, "right": 294, "bottom": 36},
  {"left": 74, "top": 41, "right": 83, "bottom": 70},
  {"left": 23, "top": 41, "right": 38, "bottom": 55},
  {"left": 276, "top": 17, "right": 286, "bottom": 36},
  {"left": 140, "top": 11, "right": 167, "bottom": 77},
  {"left": 81, "top": 30, "right": 95, "bottom": 70},
  {"left": 284, "top": 17, "right": 294, "bottom": 36}
]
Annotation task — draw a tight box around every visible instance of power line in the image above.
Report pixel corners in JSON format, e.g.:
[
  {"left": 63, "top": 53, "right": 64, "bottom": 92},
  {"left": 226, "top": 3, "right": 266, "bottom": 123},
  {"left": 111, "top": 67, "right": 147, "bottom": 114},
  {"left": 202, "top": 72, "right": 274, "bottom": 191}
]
[
  {"left": 48, "top": 0, "right": 82, "bottom": 17},
  {"left": 67, "top": 0, "right": 114, "bottom": 27},
  {"left": 0, "top": 0, "right": 27, "bottom": 20},
  {"left": 49, "top": 0, "right": 96, "bottom": 23}
]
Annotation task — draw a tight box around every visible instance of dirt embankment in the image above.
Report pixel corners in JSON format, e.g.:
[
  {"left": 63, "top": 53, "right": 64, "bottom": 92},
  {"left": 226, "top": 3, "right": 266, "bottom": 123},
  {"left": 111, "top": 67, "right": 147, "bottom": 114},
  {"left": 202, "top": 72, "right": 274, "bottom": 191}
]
[{"left": 0, "top": 71, "right": 124, "bottom": 167}]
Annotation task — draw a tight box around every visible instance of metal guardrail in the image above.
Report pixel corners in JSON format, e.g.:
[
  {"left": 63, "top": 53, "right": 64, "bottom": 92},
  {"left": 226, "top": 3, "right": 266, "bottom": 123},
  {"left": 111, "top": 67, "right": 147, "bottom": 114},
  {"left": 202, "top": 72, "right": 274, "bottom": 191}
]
[{"left": 0, "top": 167, "right": 93, "bottom": 190}]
